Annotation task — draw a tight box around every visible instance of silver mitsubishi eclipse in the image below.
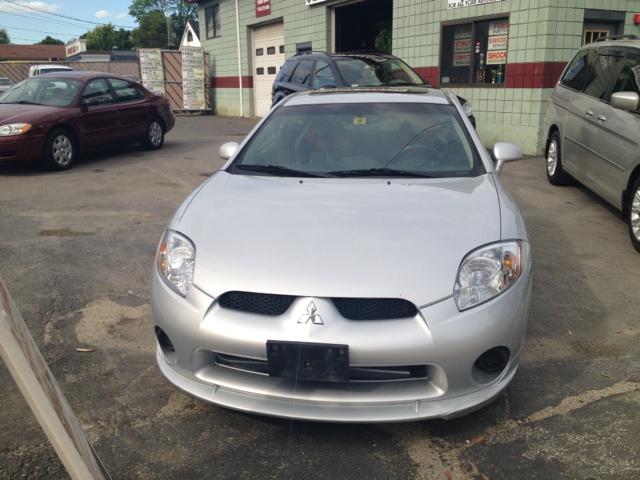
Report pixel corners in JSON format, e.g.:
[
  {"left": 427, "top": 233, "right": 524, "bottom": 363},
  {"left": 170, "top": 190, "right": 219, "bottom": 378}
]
[{"left": 151, "top": 87, "right": 532, "bottom": 422}]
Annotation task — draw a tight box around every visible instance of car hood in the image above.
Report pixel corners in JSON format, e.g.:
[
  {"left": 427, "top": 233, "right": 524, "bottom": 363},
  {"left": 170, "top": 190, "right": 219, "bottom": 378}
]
[
  {"left": 173, "top": 172, "right": 502, "bottom": 307},
  {"left": 0, "top": 104, "right": 65, "bottom": 123}
]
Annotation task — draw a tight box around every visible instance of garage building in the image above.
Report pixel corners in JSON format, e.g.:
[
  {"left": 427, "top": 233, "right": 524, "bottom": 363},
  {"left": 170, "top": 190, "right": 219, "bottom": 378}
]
[{"left": 186, "top": 0, "right": 640, "bottom": 155}]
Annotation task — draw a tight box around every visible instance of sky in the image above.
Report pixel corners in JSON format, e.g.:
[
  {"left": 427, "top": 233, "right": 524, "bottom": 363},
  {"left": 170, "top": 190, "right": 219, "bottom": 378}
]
[{"left": 0, "top": 0, "right": 140, "bottom": 45}]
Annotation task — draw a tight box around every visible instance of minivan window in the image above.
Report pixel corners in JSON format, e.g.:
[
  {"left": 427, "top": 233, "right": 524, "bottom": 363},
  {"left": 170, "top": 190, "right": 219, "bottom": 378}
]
[
  {"left": 581, "top": 50, "right": 625, "bottom": 100},
  {"left": 611, "top": 50, "right": 640, "bottom": 100},
  {"left": 561, "top": 50, "right": 590, "bottom": 91}
]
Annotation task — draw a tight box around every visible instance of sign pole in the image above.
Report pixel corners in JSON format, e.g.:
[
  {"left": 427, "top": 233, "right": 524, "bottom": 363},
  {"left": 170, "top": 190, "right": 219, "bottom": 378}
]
[{"left": 0, "top": 276, "right": 111, "bottom": 480}]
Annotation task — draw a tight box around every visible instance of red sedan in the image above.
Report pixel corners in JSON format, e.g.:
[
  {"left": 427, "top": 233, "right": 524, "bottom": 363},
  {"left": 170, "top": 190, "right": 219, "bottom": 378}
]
[{"left": 0, "top": 71, "right": 175, "bottom": 170}]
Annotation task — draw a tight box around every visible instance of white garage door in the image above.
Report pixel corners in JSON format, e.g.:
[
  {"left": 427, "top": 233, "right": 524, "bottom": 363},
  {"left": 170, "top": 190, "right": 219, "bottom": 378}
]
[{"left": 252, "top": 22, "right": 285, "bottom": 117}]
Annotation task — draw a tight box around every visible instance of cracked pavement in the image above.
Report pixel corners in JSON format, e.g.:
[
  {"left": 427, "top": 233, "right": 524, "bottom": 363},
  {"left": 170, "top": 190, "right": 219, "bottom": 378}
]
[{"left": 1, "top": 115, "right": 639, "bottom": 479}]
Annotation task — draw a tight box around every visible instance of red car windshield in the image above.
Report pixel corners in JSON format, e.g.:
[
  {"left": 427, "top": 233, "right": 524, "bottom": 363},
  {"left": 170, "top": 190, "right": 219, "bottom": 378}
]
[{"left": 0, "top": 77, "right": 82, "bottom": 107}]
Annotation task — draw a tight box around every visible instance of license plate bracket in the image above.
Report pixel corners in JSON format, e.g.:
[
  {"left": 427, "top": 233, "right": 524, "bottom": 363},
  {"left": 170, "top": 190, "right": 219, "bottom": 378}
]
[{"left": 267, "top": 341, "right": 349, "bottom": 383}]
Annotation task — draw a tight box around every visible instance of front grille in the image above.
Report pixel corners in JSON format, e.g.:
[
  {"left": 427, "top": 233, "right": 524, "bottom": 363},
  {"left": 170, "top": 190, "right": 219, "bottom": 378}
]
[
  {"left": 331, "top": 297, "right": 418, "bottom": 320},
  {"left": 218, "top": 291, "right": 296, "bottom": 316}
]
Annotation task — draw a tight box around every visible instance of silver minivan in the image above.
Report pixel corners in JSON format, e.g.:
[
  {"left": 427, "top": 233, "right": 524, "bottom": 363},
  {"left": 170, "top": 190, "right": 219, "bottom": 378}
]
[{"left": 543, "top": 35, "right": 640, "bottom": 252}]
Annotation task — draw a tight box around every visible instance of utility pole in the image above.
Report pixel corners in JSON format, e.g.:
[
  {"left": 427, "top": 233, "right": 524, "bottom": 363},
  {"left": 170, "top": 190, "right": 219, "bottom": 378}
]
[{"left": 165, "top": 0, "right": 174, "bottom": 48}]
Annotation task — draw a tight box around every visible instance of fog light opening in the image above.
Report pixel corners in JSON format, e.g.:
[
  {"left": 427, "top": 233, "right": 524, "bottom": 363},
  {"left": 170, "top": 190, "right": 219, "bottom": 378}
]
[
  {"left": 155, "top": 327, "right": 177, "bottom": 364},
  {"left": 475, "top": 347, "right": 510, "bottom": 373}
]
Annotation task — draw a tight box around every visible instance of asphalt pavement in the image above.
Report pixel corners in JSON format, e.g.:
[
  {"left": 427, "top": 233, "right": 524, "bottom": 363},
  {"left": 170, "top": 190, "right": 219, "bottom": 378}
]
[{"left": 1, "top": 114, "right": 639, "bottom": 479}]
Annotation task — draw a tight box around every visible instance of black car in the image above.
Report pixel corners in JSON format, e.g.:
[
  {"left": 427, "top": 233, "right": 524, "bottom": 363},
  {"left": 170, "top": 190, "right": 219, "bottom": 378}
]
[{"left": 271, "top": 51, "right": 476, "bottom": 127}]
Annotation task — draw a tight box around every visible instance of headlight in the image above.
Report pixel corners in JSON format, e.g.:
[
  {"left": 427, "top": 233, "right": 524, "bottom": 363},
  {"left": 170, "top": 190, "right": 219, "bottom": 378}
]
[
  {"left": 0, "top": 123, "right": 31, "bottom": 136},
  {"left": 157, "top": 230, "right": 195, "bottom": 297},
  {"left": 453, "top": 241, "right": 527, "bottom": 311},
  {"left": 461, "top": 102, "right": 473, "bottom": 117}
]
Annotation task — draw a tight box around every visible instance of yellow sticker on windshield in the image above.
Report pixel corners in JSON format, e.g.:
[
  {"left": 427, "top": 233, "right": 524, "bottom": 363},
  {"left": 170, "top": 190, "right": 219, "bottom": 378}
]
[{"left": 353, "top": 117, "right": 367, "bottom": 125}]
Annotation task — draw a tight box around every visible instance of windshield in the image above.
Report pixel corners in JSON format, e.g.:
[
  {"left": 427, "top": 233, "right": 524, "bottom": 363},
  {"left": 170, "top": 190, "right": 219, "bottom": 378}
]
[
  {"left": 0, "top": 79, "right": 12, "bottom": 86},
  {"left": 232, "top": 102, "right": 481, "bottom": 178},
  {"left": 40, "top": 68, "right": 73, "bottom": 74},
  {"left": 334, "top": 55, "right": 425, "bottom": 87},
  {"left": 0, "top": 77, "right": 82, "bottom": 107}
]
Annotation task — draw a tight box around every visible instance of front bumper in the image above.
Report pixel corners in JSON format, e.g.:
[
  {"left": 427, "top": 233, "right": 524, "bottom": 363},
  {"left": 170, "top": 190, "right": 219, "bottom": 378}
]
[
  {"left": 0, "top": 134, "right": 45, "bottom": 162},
  {"left": 151, "top": 262, "right": 531, "bottom": 422}
]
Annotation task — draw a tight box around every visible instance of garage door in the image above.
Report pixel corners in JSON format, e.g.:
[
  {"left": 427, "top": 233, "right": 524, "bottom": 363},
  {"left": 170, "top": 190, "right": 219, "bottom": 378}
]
[{"left": 252, "top": 22, "right": 285, "bottom": 117}]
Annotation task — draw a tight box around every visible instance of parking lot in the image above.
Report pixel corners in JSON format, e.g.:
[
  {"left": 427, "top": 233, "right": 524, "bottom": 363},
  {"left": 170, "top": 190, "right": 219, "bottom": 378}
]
[{"left": 1, "top": 114, "right": 640, "bottom": 479}]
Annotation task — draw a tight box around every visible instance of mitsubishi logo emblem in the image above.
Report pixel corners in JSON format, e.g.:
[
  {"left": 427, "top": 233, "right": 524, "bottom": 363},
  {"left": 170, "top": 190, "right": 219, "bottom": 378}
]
[{"left": 298, "top": 301, "right": 324, "bottom": 325}]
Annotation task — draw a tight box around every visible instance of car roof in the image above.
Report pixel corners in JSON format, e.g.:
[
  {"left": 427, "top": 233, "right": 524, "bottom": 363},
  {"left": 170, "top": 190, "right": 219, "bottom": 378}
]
[
  {"left": 30, "top": 71, "right": 137, "bottom": 80},
  {"left": 291, "top": 51, "right": 400, "bottom": 61},
  {"left": 578, "top": 35, "right": 640, "bottom": 51},
  {"left": 282, "top": 86, "right": 451, "bottom": 106}
]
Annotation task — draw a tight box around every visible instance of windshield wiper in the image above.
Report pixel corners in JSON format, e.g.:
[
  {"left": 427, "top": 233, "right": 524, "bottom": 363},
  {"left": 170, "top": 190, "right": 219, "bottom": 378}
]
[
  {"left": 325, "top": 168, "right": 442, "bottom": 178},
  {"left": 234, "top": 164, "right": 328, "bottom": 178},
  {"left": 1, "top": 100, "right": 39, "bottom": 105}
]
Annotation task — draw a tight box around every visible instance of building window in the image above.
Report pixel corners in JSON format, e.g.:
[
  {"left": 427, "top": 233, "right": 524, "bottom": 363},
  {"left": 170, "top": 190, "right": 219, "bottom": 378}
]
[
  {"left": 584, "top": 29, "right": 609, "bottom": 44},
  {"left": 440, "top": 17, "right": 508, "bottom": 86},
  {"left": 267, "top": 46, "right": 276, "bottom": 55},
  {"left": 205, "top": 5, "right": 221, "bottom": 39}
]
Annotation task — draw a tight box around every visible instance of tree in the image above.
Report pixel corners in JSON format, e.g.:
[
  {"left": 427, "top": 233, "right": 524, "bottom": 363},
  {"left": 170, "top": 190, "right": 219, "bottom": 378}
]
[
  {"left": 0, "top": 28, "right": 9, "bottom": 44},
  {"left": 115, "top": 28, "right": 134, "bottom": 51},
  {"left": 129, "top": 0, "right": 197, "bottom": 46},
  {"left": 83, "top": 24, "right": 133, "bottom": 51},
  {"left": 131, "top": 12, "right": 169, "bottom": 49},
  {"left": 35, "top": 36, "right": 64, "bottom": 45},
  {"left": 86, "top": 23, "right": 117, "bottom": 50}
]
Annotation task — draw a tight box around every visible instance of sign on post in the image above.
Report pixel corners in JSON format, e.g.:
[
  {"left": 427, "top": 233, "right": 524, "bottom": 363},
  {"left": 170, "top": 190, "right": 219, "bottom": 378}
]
[
  {"left": 181, "top": 46, "right": 206, "bottom": 110},
  {"left": 139, "top": 49, "right": 166, "bottom": 96},
  {"left": 0, "top": 276, "right": 111, "bottom": 480}
]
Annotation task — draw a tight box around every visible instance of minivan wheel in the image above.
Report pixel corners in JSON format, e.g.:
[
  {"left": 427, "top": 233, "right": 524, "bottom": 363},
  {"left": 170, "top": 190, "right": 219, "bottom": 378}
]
[
  {"left": 628, "top": 177, "right": 640, "bottom": 253},
  {"left": 546, "top": 132, "right": 572, "bottom": 186},
  {"left": 43, "top": 128, "right": 76, "bottom": 171}
]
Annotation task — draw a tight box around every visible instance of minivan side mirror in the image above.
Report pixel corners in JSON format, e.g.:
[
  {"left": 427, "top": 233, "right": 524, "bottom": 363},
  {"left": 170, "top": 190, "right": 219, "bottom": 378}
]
[
  {"left": 611, "top": 91, "right": 639, "bottom": 112},
  {"left": 491, "top": 142, "right": 523, "bottom": 175},
  {"left": 218, "top": 142, "right": 240, "bottom": 160}
]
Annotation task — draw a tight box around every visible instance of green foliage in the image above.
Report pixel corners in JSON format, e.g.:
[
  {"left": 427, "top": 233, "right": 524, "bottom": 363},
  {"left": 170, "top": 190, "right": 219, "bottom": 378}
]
[
  {"left": 0, "top": 28, "right": 10, "bottom": 45},
  {"left": 131, "top": 11, "right": 169, "bottom": 49},
  {"left": 375, "top": 29, "right": 392, "bottom": 54},
  {"left": 35, "top": 36, "right": 64, "bottom": 45},
  {"left": 83, "top": 24, "right": 133, "bottom": 51},
  {"left": 129, "top": 0, "right": 197, "bottom": 46}
]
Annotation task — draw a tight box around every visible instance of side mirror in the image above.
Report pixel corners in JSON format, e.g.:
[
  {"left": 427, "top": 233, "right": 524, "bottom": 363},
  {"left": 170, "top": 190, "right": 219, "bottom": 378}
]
[
  {"left": 82, "top": 98, "right": 99, "bottom": 107},
  {"left": 611, "top": 91, "right": 639, "bottom": 112},
  {"left": 491, "top": 142, "right": 523, "bottom": 175},
  {"left": 218, "top": 142, "right": 239, "bottom": 160}
]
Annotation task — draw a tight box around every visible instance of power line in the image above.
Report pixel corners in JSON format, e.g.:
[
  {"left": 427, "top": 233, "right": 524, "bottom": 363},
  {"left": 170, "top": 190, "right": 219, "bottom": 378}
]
[
  {"left": 0, "top": 24, "right": 78, "bottom": 37},
  {"left": 2, "top": 0, "right": 135, "bottom": 29},
  {"left": 0, "top": 7, "right": 105, "bottom": 30}
]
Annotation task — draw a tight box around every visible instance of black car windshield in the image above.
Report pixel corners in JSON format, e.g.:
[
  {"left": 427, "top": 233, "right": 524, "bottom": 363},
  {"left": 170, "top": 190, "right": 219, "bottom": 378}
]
[
  {"left": 0, "top": 77, "right": 82, "bottom": 107},
  {"left": 232, "top": 102, "right": 481, "bottom": 178},
  {"left": 333, "top": 55, "right": 426, "bottom": 87}
]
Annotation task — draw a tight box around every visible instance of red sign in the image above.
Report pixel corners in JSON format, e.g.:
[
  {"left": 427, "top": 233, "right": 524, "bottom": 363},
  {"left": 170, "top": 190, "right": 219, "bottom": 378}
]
[
  {"left": 256, "top": 0, "right": 270, "bottom": 17},
  {"left": 487, "top": 50, "right": 507, "bottom": 65},
  {"left": 454, "top": 39, "right": 472, "bottom": 53}
]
